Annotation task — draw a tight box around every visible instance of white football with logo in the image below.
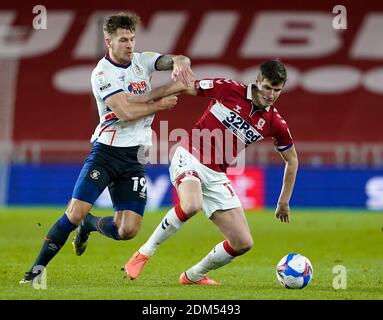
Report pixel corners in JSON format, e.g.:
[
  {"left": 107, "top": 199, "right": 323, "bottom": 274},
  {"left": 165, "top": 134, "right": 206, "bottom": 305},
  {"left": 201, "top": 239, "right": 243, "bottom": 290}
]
[{"left": 276, "top": 253, "right": 313, "bottom": 289}]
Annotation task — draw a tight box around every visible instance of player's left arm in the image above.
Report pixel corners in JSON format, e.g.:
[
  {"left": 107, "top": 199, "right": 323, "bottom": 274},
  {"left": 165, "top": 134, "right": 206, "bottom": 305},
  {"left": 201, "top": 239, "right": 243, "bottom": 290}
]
[
  {"left": 155, "top": 54, "right": 193, "bottom": 86},
  {"left": 126, "top": 80, "right": 197, "bottom": 104},
  {"left": 275, "top": 145, "right": 299, "bottom": 223}
]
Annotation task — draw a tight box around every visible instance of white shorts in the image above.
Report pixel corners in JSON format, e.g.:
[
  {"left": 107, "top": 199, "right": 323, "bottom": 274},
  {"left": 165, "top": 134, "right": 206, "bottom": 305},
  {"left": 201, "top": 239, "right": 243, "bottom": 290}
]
[{"left": 169, "top": 146, "right": 242, "bottom": 218}]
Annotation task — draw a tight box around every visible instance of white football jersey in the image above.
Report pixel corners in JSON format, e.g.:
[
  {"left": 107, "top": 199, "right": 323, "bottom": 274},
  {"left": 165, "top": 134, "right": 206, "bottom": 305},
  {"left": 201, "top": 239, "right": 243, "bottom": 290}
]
[{"left": 90, "top": 51, "right": 161, "bottom": 147}]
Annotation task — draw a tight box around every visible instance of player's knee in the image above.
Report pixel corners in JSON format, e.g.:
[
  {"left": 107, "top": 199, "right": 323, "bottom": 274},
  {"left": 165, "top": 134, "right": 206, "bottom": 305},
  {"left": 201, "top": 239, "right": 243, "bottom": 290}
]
[
  {"left": 234, "top": 237, "right": 253, "bottom": 254},
  {"left": 241, "top": 237, "right": 254, "bottom": 253},
  {"left": 180, "top": 201, "right": 202, "bottom": 216},
  {"left": 66, "top": 200, "right": 89, "bottom": 224},
  {"left": 118, "top": 225, "right": 139, "bottom": 240},
  {"left": 242, "top": 238, "right": 254, "bottom": 253}
]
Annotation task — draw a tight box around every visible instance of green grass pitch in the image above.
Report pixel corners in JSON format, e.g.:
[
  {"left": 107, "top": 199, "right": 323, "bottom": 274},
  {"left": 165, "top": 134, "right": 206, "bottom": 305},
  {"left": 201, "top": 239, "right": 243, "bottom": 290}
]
[{"left": 0, "top": 207, "right": 382, "bottom": 300}]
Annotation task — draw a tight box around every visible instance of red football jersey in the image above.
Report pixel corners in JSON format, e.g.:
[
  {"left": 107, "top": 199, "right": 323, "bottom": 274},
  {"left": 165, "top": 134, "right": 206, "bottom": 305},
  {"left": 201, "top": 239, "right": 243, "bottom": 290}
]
[{"left": 181, "top": 78, "right": 293, "bottom": 173}]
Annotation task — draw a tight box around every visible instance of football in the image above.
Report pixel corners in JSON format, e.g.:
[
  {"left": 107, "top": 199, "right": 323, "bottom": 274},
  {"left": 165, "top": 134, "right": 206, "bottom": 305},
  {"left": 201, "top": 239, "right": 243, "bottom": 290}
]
[{"left": 276, "top": 253, "right": 313, "bottom": 289}]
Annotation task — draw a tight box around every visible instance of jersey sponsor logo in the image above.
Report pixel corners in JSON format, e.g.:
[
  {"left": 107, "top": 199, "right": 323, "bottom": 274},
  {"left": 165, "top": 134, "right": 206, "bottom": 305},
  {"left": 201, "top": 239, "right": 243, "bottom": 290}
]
[
  {"left": 128, "top": 81, "right": 147, "bottom": 94},
  {"left": 99, "top": 83, "right": 111, "bottom": 91},
  {"left": 210, "top": 102, "right": 263, "bottom": 145},
  {"left": 223, "top": 111, "right": 262, "bottom": 144}
]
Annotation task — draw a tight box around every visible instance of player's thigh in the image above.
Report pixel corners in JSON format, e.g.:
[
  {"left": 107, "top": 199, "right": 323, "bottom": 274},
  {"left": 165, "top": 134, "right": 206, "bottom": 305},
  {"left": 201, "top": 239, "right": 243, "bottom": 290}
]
[
  {"left": 71, "top": 157, "right": 112, "bottom": 221},
  {"left": 108, "top": 171, "right": 147, "bottom": 217},
  {"left": 210, "top": 207, "right": 253, "bottom": 251},
  {"left": 170, "top": 146, "right": 203, "bottom": 214}
]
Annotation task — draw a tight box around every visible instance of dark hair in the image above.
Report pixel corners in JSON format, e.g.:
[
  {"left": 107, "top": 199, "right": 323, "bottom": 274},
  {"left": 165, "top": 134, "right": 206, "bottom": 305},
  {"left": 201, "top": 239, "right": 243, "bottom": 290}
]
[
  {"left": 103, "top": 12, "right": 140, "bottom": 36},
  {"left": 259, "top": 59, "right": 287, "bottom": 85}
]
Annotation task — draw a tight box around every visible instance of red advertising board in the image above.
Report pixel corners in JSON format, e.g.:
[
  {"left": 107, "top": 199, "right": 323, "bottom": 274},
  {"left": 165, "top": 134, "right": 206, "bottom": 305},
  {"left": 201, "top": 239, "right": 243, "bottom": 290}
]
[{"left": 1, "top": 0, "right": 382, "bottom": 145}]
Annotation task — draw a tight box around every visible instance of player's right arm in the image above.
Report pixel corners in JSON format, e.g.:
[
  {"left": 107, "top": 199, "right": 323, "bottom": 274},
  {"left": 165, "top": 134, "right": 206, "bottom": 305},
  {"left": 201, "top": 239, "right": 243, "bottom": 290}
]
[
  {"left": 275, "top": 145, "right": 298, "bottom": 223},
  {"left": 106, "top": 92, "right": 178, "bottom": 121},
  {"left": 272, "top": 114, "right": 297, "bottom": 224}
]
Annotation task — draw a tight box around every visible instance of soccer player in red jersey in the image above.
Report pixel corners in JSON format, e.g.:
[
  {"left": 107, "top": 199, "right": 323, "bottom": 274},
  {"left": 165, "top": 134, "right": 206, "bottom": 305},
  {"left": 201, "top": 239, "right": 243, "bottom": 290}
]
[{"left": 126, "top": 59, "right": 298, "bottom": 285}]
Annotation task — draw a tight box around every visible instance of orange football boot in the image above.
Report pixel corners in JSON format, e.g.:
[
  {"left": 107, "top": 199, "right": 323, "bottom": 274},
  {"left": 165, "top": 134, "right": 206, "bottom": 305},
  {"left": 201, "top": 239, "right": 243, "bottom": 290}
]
[
  {"left": 124, "top": 251, "right": 150, "bottom": 280},
  {"left": 179, "top": 272, "right": 220, "bottom": 285}
]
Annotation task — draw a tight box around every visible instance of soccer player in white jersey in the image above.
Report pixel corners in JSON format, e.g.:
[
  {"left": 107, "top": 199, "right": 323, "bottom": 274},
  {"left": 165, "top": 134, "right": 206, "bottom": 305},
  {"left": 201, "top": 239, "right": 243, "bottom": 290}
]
[
  {"left": 20, "top": 12, "right": 193, "bottom": 284},
  {"left": 125, "top": 59, "right": 298, "bottom": 285}
]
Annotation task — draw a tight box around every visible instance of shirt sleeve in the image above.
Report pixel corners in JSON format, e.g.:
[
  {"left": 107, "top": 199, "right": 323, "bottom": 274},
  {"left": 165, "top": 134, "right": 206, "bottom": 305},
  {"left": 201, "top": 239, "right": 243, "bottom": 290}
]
[
  {"left": 195, "top": 78, "right": 234, "bottom": 100},
  {"left": 91, "top": 67, "right": 124, "bottom": 101},
  {"left": 272, "top": 111, "right": 294, "bottom": 152},
  {"left": 139, "top": 51, "right": 162, "bottom": 74}
]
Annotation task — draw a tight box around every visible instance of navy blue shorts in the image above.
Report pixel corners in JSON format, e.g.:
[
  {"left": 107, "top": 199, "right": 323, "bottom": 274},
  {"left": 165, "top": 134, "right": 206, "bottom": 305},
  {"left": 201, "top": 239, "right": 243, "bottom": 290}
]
[{"left": 72, "top": 142, "right": 147, "bottom": 215}]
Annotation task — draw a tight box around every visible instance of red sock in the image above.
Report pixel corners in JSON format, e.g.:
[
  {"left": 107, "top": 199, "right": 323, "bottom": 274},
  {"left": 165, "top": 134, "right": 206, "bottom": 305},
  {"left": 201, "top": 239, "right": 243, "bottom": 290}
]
[
  {"left": 223, "top": 240, "right": 241, "bottom": 257},
  {"left": 174, "top": 204, "right": 190, "bottom": 222}
]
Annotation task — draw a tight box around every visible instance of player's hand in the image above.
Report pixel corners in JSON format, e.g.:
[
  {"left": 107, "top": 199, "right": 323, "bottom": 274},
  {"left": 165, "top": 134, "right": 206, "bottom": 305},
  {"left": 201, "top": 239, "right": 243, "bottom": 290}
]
[
  {"left": 157, "top": 95, "right": 178, "bottom": 110},
  {"left": 275, "top": 202, "right": 290, "bottom": 223},
  {"left": 172, "top": 57, "right": 194, "bottom": 87}
]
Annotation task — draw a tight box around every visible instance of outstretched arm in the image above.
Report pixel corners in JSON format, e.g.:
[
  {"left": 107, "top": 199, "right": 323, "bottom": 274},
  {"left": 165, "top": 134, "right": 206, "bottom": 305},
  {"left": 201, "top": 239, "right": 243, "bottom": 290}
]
[
  {"left": 126, "top": 80, "right": 197, "bottom": 104},
  {"left": 105, "top": 92, "right": 178, "bottom": 122},
  {"left": 156, "top": 54, "right": 193, "bottom": 86},
  {"left": 275, "top": 145, "right": 299, "bottom": 223},
  {"left": 150, "top": 80, "right": 197, "bottom": 100}
]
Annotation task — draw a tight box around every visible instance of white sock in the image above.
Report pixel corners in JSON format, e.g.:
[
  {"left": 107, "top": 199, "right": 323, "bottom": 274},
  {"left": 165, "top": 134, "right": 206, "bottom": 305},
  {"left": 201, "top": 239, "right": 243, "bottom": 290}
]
[
  {"left": 139, "top": 207, "right": 185, "bottom": 256},
  {"left": 186, "top": 241, "right": 237, "bottom": 282}
]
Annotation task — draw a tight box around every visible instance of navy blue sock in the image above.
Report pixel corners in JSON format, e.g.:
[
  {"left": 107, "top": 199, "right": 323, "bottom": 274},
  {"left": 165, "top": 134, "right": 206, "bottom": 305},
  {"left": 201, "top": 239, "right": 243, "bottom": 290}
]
[
  {"left": 29, "top": 213, "right": 77, "bottom": 272},
  {"left": 83, "top": 214, "right": 121, "bottom": 240}
]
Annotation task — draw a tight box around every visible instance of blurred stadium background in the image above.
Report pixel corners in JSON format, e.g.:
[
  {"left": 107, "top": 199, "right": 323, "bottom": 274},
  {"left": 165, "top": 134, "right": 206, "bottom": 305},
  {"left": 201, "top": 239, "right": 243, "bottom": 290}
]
[{"left": 0, "top": 0, "right": 382, "bottom": 212}]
